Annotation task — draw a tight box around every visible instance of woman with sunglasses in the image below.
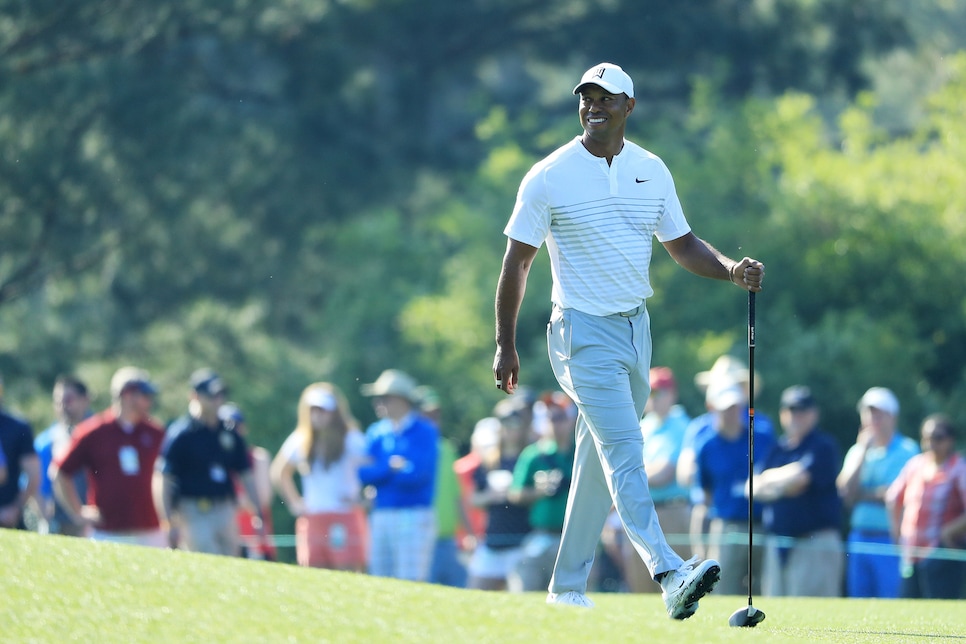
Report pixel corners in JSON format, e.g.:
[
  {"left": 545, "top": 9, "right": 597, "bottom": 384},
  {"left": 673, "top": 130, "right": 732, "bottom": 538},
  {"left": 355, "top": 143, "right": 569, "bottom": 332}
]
[{"left": 887, "top": 414, "right": 966, "bottom": 599}]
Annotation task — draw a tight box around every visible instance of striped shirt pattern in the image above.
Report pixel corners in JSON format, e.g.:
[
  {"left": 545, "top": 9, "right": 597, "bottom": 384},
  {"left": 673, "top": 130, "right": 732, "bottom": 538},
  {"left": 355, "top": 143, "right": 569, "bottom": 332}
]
[
  {"left": 887, "top": 452, "right": 966, "bottom": 562},
  {"left": 505, "top": 137, "right": 691, "bottom": 316}
]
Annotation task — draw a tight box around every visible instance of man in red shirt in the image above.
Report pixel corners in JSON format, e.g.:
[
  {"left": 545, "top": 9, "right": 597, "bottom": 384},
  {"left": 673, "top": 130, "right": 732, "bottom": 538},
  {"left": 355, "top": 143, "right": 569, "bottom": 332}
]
[{"left": 51, "top": 366, "right": 166, "bottom": 547}]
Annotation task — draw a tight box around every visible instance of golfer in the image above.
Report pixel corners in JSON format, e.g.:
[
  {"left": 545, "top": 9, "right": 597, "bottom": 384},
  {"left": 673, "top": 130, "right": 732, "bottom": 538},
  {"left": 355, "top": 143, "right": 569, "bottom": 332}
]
[{"left": 493, "top": 62, "right": 764, "bottom": 619}]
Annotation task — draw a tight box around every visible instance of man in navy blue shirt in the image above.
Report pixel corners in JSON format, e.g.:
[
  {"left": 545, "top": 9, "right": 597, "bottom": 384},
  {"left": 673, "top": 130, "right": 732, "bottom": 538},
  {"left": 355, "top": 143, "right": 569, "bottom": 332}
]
[
  {"left": 0, "top": 374, "right": 40, "bottom": 530},
  {"left": 157, "top": 369, "right": 262, "bottom": 555},
  {"left": 755, "top": 386, "right": 844, "bottom": 596}
]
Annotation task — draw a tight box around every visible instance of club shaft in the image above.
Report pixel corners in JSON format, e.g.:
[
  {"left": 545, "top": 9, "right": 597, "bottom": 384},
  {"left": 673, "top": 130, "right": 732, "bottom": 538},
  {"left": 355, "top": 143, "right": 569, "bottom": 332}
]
[{"left": 747, "top": 291, "right": 756, "bottom": 608}]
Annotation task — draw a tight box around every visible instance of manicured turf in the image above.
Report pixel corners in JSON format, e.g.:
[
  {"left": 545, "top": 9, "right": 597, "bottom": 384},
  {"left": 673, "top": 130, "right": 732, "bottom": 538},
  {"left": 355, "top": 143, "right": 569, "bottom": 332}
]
[{"left": 2, "top": 529, "right": 963, "bottom": 643}]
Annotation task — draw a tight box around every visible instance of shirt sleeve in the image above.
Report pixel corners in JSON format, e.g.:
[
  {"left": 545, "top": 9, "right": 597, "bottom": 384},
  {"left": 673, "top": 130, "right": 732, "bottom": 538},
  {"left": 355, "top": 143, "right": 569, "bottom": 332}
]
[
  {"left": 161, "top": 434, "right": 184, "bottom": 478},
  {"left": 232, "top": 432, "right": 252, "bottom": 473},
  {"left": 504, "top": 165, "right": 550, "bottom": 248},
  {"left": 653, "top": 162, "right": 691, "bottom": 243},
  {"left": 54, "top": 430, "right": 86, "bottom": 476},
  {"left": 885, "top": 457, "right": 913, "bottom": 507},
  {"left": 511, "top": 447, "right": 536, "bottom": 491},
  {"left": 278, "top": 433, "right": 302, "bottom": 466}
]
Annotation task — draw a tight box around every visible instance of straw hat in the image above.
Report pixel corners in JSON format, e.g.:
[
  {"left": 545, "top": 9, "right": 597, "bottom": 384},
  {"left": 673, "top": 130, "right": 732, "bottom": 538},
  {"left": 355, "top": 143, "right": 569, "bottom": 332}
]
[
  {"left": 360, "top": 369, "right": 419, "bottom": 402},
  {"left": 694, "top": 355, "right": 761, "bottom": 395}
]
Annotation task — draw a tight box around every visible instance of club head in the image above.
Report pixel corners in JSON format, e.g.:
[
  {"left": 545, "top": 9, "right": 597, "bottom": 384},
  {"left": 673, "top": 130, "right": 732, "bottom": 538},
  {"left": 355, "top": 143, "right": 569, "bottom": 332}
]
[{"left": 729, "top": 605, "right": 765, "bottom": 628}]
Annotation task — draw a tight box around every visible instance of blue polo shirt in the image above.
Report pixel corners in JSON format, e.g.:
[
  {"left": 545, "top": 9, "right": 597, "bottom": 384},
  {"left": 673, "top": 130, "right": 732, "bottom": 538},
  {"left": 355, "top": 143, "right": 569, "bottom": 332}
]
[
  {"left": 761, "top": 428, "right": 842, "bottom": 537},
  {"left": 696, "top": 426, "right": 774, "bottom": 522},
  {"left": 35, "top": 420, "right": 91, "bottom": 528}
]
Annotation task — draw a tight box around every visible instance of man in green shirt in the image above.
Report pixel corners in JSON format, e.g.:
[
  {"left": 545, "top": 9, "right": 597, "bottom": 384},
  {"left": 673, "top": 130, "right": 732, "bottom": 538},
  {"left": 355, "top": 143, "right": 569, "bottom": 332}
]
[{"left": 507, "top": 392, "right": 576, "bottom": 592}]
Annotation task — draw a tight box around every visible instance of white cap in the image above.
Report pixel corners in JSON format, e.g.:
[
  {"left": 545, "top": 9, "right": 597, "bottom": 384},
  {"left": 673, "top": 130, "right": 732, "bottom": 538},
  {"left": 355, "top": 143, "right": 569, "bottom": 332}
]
[
  {"left": 471, "top": 417, "right": 501, "bottom": 451},
  {"left": 857, "top": 387, "right": 899, "bottom": 416},
  {"left": 304, "top": 389, "right": 337, "bottom": 411},
  {"left": 573, "top": 63, "right": 634, "bottom": 98},
  {"left": 706, "top": 380, "right": 746, "bottom": 412}
]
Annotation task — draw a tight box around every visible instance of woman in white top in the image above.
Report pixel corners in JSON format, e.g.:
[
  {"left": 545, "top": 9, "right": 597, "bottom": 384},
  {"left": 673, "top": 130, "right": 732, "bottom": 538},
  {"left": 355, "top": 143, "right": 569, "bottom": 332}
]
[{"left": 271, "top": 382, "right": 368, "bottom": 571}]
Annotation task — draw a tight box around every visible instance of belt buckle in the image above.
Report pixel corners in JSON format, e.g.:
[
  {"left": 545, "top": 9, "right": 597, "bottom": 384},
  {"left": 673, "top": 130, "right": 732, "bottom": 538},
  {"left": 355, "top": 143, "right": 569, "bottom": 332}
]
[
  {"left": 197, "top": 498, "right": 211, "bottom": 513},
  {"left": 619, "top": 304, "right": 640, "bottom": 317}
]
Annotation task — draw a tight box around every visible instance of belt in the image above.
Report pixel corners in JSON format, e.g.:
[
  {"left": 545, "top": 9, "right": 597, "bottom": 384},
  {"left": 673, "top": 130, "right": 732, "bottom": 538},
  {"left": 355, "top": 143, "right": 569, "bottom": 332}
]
[
  {"left": 618, "top": 303, "right": 644, "bottom": 317},
  {"left": 183, "top": 497, "right": 233, "bottom": 513},
  {"left": 654, "top": 497, "right": 689, "bottom": 508},
  {"left": 853, "top": 529, "right": 890, "bottom": 538}
]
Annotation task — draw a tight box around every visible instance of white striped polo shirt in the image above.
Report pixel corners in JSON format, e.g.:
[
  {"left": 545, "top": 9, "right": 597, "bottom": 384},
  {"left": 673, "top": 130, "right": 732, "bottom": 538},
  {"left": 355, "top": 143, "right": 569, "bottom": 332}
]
[{"left": 505, "top": 137, "right": 691, "bottom": 317}]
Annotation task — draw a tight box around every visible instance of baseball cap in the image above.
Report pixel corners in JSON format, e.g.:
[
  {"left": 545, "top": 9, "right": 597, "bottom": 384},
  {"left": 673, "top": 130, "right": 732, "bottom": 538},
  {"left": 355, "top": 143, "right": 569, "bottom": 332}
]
[
  {"left": 471, "top": 417, "right": 501, "bottom": 451},
  {"left": 650, "top": 367, "right": 677, "bottom": 391},
  {"left": 780, "top": 385, "right": 816, "bottom": 410},
  {"left": 706, "top": 380, "right": 746, "bottom": 412},
  {"left": 573, "top": 62, "right": 634, "bottom": 98},
  {"left": 190, "top": 368, "right": 228, "bottom": 397},
  {"left": 857, "top": 387, "right": 899, "bottom": 416},
  {"left": 304, "top": 388, "right": 338, "bottom": 412},
  {"left": 414, "top": 385, "right": 441, "bottom": 413},
  {"left": 110, "top": 366, "right": 158, "bottom": 398}
]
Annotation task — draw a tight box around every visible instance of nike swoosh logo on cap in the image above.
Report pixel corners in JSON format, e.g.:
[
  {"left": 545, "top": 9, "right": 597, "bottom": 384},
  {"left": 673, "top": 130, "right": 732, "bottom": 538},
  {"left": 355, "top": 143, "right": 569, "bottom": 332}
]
[{"left": 635, "top": 178, "right": 649, "bottom": 183}]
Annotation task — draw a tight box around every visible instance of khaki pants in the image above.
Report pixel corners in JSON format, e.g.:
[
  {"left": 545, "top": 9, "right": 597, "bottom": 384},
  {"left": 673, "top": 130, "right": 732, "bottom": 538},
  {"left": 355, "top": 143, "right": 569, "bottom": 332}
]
[
  {"left": 622, "top": 501, "right": 692, "bottom": 593},
  {"left": 707, "top": 518, "right": 763, "bottom": 596},
  {"left": 762, "top": 529, "right": 843, "bottom": 597},
  {"left": 92, "top": 528, "right": 166, "bottom": 548},
  {"left": 508, "top": 531, "right": 561, "bottom": 592},
  {"left": 179, "top": 498, "right": 239, "bottom": 556}
]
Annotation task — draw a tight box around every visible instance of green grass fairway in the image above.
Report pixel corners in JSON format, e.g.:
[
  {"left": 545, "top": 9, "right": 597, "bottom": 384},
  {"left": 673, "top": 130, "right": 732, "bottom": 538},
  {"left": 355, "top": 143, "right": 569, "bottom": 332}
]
[{"left": 2, "top": 530, "right": 963, "bottom": 643}]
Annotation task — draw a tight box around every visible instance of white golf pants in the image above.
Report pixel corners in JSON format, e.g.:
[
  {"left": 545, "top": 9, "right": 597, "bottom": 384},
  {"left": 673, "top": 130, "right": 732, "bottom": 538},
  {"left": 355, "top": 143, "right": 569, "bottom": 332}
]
[{"left": 547, "top": 304, "right": 684, "bottom": 594}]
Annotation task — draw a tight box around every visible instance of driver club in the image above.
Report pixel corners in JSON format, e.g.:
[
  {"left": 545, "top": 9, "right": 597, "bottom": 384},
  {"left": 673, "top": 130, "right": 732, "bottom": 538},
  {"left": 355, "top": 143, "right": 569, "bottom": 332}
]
[{"left": 729, "top": 290, "right": 766, "bottom": 628}]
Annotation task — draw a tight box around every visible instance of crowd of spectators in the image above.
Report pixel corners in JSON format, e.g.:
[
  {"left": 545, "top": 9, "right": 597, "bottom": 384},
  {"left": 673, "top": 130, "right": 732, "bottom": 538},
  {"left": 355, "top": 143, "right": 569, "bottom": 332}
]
[{"left": 1, "top": 360, "right": 963, "bottom": 599}]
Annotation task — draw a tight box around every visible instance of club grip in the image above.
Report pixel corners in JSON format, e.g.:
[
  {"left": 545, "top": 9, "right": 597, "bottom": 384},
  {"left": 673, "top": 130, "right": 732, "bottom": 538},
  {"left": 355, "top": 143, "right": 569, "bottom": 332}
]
[{"left": 748, "top": 291, "right": 756, "bottom": 349}]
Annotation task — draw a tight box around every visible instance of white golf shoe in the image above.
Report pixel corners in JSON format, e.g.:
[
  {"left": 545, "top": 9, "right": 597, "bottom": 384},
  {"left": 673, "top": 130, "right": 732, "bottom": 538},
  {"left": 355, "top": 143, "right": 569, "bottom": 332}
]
[
  {"left": 661, "top": 556, "right": 720, "bottom": 620},
  {"left": 546, "top": 591, "right": 595, "bottom": 608}
]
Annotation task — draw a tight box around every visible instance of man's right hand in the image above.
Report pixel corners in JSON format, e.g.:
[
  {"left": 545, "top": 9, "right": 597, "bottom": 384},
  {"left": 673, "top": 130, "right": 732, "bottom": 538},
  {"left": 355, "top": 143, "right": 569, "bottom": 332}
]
[
  {"left": 493, "top": 345, "right": 520, "bottom": 395},
  {"left": 0, "top": 504, "right": 21, "bottom": 528},
  {"left": 168, "top": 525, "right": 181, "bottom": 549}
]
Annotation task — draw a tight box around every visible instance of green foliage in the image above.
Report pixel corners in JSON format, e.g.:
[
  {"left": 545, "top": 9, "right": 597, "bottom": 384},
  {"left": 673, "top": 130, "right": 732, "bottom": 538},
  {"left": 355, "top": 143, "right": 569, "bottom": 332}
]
[{"left": 1, "top": 2, "right": 966, "bottom": 459}]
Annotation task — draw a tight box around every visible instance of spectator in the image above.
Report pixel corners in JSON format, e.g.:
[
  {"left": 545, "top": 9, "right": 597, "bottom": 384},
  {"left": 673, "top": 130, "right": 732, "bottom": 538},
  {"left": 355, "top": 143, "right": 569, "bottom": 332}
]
[
  {"left": 35, "top": 375, "right": 93, "bottom": 536},
  {"left": 886, "top": 414, "right": 966, "bottom": 599},
  {"left": 506, "top": 392, "right": 576, "bottom": 593},
  {"left": 493, "top": 389, "right": 537, "bottom": 443},
  {"left": 695, "top": 380, "right": 774, "bottom": 596},
  {"left": 418, "top": 385, "right": 470, "bottom": 588},
  {"left": 678, "top": 355, "right": 774, "bottom": 561},
  {"left": 359, "top": 369, "right": 439, "bottom": 582},
  {"left": 219, "top": 403, "right": 277, "bottom": 561},
  {"left": 454, "top": 416, "right": 501, "bottom": 552},
  {"left": 271, "top": 383, "right": 368, "bottom": 571},
  {"left": 0, "top": 373, "right": 40, "bottom": 531},
  {"left": 755, "top": 386, "right": 844, "bottom": 597},
  {"left": 837, "top": 387, "right": 919, "bottom": 598},
  {"left": 467, "top": 409, "right": 532, "bottom": 591},
  {"left": 621, "top": 367, "right": 692, "bottom": 593},
  {"left": 694, "top": 355, "right": 775, "bottom": 436},
  {"left": 50, "top": 367, "right": 165, "bottom": 546},
  {"left": 157, "top": 369, "right": 263, "bottom": 556}
]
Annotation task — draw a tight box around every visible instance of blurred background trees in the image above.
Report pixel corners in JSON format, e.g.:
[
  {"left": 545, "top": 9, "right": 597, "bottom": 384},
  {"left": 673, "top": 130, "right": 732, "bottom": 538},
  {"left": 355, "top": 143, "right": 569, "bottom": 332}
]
[{"left": 2, "top": 1, "right": 965, "bottom": 482}]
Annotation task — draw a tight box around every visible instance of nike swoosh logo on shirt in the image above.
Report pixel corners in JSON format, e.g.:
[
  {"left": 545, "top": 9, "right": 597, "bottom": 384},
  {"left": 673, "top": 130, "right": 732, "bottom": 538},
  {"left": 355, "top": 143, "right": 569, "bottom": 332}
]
[{"left": 635, "top": 178, "right": 649, "bottom": 183}]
